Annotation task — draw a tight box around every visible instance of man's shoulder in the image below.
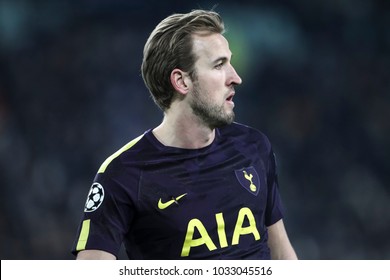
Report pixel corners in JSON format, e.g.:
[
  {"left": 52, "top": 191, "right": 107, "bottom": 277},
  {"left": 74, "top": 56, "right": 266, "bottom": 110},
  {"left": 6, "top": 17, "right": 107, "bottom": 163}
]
[
  {"left": 97, "top": 131, "right": 152, "bottom": 174},
  {"left": 221, "top": 122, "right": 271, "bottom": 143}
]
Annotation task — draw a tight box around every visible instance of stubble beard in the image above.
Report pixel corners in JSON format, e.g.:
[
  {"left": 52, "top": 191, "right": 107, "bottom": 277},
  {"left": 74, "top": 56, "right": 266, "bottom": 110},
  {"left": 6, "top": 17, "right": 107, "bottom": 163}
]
[{"left": 190, "top": 82, "right": 235, "bottom": 129}]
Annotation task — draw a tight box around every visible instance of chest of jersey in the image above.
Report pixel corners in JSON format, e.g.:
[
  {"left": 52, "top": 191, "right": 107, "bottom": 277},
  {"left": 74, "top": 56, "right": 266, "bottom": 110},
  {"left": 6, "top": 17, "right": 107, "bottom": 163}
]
[{"left": 129, "top": 148, "right": 269, "bottom": 259}]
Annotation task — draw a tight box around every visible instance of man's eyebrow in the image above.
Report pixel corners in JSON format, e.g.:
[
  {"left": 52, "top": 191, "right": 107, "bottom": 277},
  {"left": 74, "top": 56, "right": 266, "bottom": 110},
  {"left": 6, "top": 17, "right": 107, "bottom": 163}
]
[{"left": 212, "top": 56, "right": 229, "bottom": 64}]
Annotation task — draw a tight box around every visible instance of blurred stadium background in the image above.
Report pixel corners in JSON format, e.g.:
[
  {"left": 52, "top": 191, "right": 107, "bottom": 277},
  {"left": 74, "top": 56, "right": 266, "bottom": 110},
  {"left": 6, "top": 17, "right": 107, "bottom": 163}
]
[{"left": 0, "top": 0, "right": 389, "bottom": 259}]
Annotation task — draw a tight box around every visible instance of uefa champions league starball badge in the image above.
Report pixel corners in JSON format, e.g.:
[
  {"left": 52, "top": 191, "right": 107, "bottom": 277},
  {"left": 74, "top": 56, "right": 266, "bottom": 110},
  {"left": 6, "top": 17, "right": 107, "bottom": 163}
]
[{"left": 84, "top": 182, "right": 105, "bottom": 212}]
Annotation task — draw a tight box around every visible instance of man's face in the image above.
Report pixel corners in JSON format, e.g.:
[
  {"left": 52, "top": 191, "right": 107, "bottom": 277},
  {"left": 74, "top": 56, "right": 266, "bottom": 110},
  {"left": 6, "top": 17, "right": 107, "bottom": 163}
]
[{"left": 188, "top": 33, "right": 242, "bottom": 128}]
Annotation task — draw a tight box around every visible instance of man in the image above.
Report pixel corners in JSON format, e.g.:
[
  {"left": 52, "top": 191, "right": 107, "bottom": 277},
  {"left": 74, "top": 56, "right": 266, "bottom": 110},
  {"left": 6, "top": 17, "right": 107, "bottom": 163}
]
[{"left": 72, "top": 9, "right": 297, "bottom": 260}]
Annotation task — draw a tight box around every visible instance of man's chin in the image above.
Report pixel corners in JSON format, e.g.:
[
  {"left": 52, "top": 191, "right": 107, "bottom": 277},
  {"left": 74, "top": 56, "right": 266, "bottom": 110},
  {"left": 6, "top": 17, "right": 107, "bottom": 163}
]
[{"left": 210, "top": 114, "right": 235, "bottom": 128}]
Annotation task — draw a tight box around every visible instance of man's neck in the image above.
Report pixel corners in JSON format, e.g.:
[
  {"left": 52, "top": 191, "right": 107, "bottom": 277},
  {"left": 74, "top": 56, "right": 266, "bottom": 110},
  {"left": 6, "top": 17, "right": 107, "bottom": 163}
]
[{"left": 152, "top": 111, "right": 215, "bottom": 149}]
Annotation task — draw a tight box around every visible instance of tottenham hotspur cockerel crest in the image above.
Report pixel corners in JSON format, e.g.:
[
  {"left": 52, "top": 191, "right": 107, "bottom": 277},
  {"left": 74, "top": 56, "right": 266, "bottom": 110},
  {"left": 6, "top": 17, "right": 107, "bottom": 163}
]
[{"left": 234, "top": 166, "right": 260, "bottom": 196}]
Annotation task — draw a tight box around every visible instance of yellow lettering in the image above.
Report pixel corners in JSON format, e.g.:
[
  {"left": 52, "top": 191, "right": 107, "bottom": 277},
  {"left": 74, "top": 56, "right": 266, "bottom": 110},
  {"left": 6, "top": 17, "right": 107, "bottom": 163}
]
[
  {"left": 231, "top": 207, "right": 260, "bottom": 245},
  {"left": 216, "top": 213, "right": 228, "bottom": 248},
  {"left": 181, "top": 218, "right": 217, "bottom": 257},
  {"left": 181, "top": 207, "right": 261, "bottom": 257}
]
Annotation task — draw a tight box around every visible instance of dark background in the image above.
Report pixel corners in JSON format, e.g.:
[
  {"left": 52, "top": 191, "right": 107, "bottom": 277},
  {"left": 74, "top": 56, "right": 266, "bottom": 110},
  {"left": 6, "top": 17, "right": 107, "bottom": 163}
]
[{"left": 1, "top": 0, "right": 389, "bottom": 259}]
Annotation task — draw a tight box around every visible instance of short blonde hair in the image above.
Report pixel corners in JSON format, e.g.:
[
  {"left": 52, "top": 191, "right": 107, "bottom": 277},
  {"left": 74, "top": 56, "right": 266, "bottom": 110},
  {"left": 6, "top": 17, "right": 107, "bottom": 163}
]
[{"left": 141, "top": 9, "right": 224, "bottom": 111}]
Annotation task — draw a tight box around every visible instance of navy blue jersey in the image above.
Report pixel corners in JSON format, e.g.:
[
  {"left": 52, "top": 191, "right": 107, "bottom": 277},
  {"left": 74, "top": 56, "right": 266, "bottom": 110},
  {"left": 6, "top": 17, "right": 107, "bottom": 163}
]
[{"left": 72, "top": 122, "right": 285, "bottom": 259}]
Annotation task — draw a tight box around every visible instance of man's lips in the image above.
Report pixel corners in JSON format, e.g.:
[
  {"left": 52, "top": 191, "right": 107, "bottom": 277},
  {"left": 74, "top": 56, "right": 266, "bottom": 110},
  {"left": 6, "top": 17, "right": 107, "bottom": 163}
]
[
  {"left": 226, "top": 91, "right": 235, "bottom": 101},
  {"left": 226, "top": 91, "right": 235, "bottom": 107}
]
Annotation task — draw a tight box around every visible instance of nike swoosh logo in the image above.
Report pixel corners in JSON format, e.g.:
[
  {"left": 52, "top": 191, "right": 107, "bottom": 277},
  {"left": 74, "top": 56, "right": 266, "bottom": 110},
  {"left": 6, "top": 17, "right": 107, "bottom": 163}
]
[{"left": 158, "top": 193, "right": 187, "bottom": 210}]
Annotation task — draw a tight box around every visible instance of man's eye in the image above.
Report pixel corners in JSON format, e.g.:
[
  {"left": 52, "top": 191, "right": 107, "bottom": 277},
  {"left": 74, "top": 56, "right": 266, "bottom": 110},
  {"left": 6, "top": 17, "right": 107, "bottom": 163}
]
[{"left": 215, "top": 63, "right": 223, "bottom": 69}]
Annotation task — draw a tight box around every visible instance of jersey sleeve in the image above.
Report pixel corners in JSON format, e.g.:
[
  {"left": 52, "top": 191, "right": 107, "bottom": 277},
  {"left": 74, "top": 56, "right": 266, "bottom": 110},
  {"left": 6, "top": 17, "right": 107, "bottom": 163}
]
[
  {"left": 264, "top": 148, "right": 285, "bottom": 226},
  {"left": 71, "top": 170, "right": 136, "bottom": 258}
]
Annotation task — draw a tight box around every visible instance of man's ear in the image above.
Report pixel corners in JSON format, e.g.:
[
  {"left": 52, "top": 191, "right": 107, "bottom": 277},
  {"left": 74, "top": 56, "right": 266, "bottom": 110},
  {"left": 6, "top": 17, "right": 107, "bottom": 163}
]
[{"left": 170, "top": 69, "right": 191, "bottom": 95}]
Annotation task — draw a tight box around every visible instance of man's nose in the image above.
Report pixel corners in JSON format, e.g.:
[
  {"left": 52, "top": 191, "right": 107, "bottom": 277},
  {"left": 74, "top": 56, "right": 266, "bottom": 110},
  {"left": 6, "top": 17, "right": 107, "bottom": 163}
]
[{"left": 228, "top": 64, "right": 242, "bottom": 85}]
